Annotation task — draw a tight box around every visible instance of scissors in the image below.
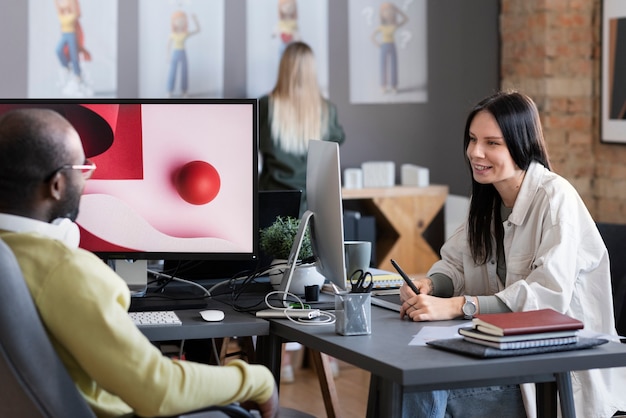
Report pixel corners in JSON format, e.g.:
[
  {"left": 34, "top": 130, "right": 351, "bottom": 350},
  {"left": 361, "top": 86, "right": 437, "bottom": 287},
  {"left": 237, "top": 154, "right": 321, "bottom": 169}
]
[{"left": 349, "top": 269, "right": 373, "bottom": 293}]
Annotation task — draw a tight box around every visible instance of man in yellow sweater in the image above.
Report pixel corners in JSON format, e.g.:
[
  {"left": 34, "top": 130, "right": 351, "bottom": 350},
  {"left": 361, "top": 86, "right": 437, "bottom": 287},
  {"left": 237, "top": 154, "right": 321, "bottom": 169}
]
[{"left": 0, "top": 107, "right": 278, "bottom": 418}]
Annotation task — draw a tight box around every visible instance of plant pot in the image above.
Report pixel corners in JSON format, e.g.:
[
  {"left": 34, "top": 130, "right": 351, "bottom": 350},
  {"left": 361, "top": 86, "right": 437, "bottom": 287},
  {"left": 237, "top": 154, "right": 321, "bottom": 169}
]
[{"left": 268, "top": 259, "right": 325, "bottom": 296}]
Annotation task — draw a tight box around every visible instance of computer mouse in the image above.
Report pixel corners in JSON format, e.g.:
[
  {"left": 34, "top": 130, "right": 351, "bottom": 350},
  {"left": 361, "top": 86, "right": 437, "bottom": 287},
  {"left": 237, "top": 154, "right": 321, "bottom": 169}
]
[{"left": 199, "top": 309, "right": 225, "bottom": 322}]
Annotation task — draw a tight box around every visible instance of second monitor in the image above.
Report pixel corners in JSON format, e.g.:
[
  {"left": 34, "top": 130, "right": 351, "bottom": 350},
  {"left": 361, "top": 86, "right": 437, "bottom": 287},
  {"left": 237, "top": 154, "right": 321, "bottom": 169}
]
[{"left": 278, "top": 140, "right": 348, "bottom": 296}]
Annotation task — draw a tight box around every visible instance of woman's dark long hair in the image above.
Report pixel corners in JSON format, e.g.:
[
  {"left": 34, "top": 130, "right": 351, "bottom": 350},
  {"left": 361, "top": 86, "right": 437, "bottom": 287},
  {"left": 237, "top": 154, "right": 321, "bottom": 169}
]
[{"left": 463, "top": 91, "right": 551, "bottom": 264}]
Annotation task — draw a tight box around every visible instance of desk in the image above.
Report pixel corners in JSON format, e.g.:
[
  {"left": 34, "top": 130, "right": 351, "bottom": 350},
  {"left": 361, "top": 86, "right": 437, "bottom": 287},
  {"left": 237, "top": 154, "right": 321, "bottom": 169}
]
[
  {"left": 138, "top": 300, "right": 269, "bottom": 342},
  {"left": 257, "top": 306, "right": 626, "bottom": 418},
  {"left": 342, "top": 185, "right": 448, "bottom": 275},
  {"left": 137, "top": 293, "right": 343, "bottom": 417}
]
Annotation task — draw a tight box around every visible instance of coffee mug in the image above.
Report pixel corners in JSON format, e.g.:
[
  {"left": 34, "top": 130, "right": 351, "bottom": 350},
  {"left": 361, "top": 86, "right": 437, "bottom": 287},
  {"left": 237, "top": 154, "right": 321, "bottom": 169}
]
[{"left": 344, "top": 240, "right": 372, "bottom": 280}]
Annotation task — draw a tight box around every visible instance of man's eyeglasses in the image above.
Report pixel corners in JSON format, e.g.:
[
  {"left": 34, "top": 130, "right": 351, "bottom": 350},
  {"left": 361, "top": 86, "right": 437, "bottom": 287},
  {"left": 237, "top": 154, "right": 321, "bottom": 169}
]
[{"left": 46, "top": 159, "right": 97, "bottom": 181}]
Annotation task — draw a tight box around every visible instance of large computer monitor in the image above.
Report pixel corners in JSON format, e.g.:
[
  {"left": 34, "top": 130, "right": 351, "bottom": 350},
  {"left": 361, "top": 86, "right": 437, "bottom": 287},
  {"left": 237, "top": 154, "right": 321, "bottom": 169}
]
[
  {"left": 0, "top": 99, "right": 258, "bottom": 290},
  {"left": 278, "top": 140, "right": 348, "bottom": 296}
]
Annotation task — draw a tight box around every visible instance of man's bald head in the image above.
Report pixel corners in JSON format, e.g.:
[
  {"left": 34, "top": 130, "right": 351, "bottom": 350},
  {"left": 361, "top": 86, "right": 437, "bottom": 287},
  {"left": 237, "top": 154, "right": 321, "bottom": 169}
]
[{"left": 0, "top": 108, "right": 78, "bottom": 210}]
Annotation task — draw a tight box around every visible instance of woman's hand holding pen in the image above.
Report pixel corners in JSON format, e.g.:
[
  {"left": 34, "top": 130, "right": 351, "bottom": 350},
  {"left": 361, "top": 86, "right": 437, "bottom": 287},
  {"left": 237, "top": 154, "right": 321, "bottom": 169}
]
[
  {"left": 399, "top": 277, "right": 464, "bottom": 321},
  {"left": 399, "top": 275, "right": 431, "bottom": 301},
  {"left": 399, "top": 276, "right": 429, "bottom": 320}
]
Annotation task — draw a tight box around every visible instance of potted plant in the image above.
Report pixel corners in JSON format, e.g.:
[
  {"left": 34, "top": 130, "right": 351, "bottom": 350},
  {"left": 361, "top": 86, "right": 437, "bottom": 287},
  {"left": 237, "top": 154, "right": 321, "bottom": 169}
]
[
  {"left": 259, "top": 216, "right": 313, "bottom": 261},
  {"left": 259, "top": 216, "right": 324, "bottom": 294}
]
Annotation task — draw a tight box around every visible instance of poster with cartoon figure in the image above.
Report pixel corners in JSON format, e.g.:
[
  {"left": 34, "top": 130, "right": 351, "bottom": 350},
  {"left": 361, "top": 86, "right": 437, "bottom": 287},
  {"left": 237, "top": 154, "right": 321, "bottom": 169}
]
[
  {"left": 274, "top": 0, "right": 301, "bottom": 57},
  {"left": 349, "top": 0, "right": 428, "bottom": 104},
  {"left": 27, "top": 0, "right": 117, "bottom": 98},
  {"left": 138, "top": 0, "right": 224, "bottom": 98},
  {"left": 246, "top": 0, "right": 329, "bottom": 99}
]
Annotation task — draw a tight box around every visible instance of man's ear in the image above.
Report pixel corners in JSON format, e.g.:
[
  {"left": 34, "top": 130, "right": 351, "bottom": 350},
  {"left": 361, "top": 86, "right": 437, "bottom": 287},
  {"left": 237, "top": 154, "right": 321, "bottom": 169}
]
[{"left": 47, "top": 172, "right": 64, "bottom": 201}]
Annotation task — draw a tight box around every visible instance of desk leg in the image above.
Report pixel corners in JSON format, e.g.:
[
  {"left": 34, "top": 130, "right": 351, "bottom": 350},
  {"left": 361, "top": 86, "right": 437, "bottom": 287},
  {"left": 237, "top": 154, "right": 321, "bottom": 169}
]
[
  {"left": 556, "top": 372, "right": 576, "bottom": 418},
  {"left": 536, "top": 382, "right": 558, "bottom": 418},
  {"left": 536, "top": 374, "right": 576, "bottom": 418},
  {"left": 367, "top": 375, "right": 403, "bottom": 418},
  {"left": 309, "top": 350, "right": 343, "bottom": 418},
  {"left": 256, "top": 334, "right": 283, "bottom": 386}
]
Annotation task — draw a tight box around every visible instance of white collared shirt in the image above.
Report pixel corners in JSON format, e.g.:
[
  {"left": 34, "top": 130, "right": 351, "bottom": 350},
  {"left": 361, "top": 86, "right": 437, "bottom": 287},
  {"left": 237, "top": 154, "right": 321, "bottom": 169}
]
[{"left": 0, "top": 213, "right": 79, "bottom": 248}]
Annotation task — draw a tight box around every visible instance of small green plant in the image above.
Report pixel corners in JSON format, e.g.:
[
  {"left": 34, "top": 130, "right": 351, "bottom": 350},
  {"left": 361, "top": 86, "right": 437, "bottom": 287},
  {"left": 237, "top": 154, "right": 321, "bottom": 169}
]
[{"left": 259, "top": 216, "right": 313, "bottom": 260}]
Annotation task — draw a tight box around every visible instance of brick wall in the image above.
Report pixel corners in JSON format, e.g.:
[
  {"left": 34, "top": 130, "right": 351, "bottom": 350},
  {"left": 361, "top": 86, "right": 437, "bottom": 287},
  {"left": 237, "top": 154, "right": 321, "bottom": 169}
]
[{"left": 500, "top": 0, "right": 626, "bottom": 222}]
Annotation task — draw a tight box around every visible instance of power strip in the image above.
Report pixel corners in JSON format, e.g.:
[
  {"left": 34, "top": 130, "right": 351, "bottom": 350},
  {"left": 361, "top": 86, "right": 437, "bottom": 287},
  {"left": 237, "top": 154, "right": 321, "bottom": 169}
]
[{"left": 255, "top": 308, "right": 321, "bottom": 319}]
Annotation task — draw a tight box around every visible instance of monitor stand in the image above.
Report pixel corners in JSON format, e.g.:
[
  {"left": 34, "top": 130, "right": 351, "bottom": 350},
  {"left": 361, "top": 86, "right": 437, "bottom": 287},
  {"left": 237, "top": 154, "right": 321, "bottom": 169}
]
[
  {"left": 278, "top": 210, "right": 315, "bottom": 306},
  {"left": 111, "top": 259, "right": 148, "bottom": 297}
]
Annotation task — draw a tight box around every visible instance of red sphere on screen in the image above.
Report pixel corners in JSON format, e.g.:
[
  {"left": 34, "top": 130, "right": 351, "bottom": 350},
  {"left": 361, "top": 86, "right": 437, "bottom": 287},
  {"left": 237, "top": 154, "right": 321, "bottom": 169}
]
[{"left": 175, "top": 160, "right": 221, "bottom": 205}]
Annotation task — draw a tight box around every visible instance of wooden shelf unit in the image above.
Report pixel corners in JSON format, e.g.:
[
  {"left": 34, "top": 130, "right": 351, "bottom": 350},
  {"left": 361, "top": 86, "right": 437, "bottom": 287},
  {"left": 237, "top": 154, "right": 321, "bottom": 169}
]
[{"left": 342, "top": 185, "right": 449, "bottom": 275}]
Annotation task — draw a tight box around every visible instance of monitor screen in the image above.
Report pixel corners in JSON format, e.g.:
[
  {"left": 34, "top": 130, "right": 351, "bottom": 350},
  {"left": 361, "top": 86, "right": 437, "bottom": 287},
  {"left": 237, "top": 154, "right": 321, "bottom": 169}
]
[{"left": 0, "top": 99, "right": 258, "bottom": 263}]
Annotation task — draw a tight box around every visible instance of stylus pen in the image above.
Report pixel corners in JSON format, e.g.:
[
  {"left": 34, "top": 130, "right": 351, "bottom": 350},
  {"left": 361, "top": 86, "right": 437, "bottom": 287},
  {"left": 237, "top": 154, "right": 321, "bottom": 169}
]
[{"left": 390, "top": 259, "right": 420, "bottom": 295}]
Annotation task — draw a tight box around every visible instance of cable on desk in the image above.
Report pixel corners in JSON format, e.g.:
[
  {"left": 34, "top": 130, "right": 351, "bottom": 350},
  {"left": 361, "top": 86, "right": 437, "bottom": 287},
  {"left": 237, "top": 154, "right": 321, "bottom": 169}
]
[
  {"left": 263, "top": 290, "right": 335, "bottom": 325},
  {"left": 226, "top": 261, "right": 287, "bottom": 312},
  {"left": 227, "top": 258, "right": 319, "bottom": 313},
  {"left": 148, "top": 259, "right": 259, "bottom": 297},
  {"left": 148, "top": 269, "right": 212, "bottom": 297}
]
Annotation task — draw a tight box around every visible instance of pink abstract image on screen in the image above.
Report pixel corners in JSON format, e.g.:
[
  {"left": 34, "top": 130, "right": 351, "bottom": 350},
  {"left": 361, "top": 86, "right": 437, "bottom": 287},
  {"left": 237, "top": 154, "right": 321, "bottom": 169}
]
[{"left": 76, "top": 103, "right": 254, "bottom": 254}]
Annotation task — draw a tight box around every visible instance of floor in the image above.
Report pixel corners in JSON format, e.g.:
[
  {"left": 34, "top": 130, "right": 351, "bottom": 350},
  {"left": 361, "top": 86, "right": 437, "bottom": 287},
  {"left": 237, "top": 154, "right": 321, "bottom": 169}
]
[{"left": 278, "top": 354, "right": 371, "bottom": 418}]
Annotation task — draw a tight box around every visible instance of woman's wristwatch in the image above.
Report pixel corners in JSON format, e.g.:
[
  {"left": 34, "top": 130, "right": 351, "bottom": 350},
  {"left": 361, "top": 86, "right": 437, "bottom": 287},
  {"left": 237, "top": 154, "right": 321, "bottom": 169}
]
[{"left": 462, "top": 295, "right": 477, "bottom": 319}]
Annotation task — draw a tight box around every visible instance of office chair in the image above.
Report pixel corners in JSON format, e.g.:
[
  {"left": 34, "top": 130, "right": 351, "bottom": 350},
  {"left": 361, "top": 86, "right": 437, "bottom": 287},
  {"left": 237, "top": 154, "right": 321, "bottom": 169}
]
[
  {"left": 596, "top": 223, "right": 626, "bottom": 339},
  {"left": 0, "top": 238, "right": 255, "bottom": 418},
  {"left": 596, "top": 224, "right": 626, "bottom": 418}
]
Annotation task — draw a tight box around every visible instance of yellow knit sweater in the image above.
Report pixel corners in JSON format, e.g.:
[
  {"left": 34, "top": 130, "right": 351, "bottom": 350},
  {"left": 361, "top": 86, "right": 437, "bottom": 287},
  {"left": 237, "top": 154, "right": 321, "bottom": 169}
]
[{"left": 1, "top": 230, "right": 275, "bottom": 418}]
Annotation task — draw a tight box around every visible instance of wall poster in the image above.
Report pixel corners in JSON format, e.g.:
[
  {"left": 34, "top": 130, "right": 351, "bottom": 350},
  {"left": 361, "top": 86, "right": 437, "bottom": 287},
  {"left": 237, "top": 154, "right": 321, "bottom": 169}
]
[
  {"left": 349, "top": 0, "right": 428, "bottom": 104},
  {"left": 602, "top": 0, "right": 626, "bottom": 143},
  {"left": 138, "top": 0, "right": 225, "bottom": 98},
  {"left": 246, "top": 0, "right": 329, "bottom": 99},
  {"left": 28, "top": 0, "right": 117, "bottom": 98}
]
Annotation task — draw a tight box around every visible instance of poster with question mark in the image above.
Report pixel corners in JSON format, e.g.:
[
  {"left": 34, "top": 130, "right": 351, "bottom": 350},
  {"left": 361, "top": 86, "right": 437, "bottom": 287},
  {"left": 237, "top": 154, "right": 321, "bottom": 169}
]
[{"left": 348, "top": 0, "right": 427, "bottom": 104}]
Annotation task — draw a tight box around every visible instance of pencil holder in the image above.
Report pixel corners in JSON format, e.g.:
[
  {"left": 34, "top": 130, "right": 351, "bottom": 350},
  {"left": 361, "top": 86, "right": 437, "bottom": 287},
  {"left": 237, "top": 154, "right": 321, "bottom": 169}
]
[{"left": 335, "top": 292, "right": 372, "bottom": 336}]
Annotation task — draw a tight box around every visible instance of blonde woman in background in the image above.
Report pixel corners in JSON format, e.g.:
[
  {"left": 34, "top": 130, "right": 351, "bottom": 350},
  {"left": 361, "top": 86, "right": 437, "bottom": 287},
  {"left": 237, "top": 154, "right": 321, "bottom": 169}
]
[
  {"left": 258, "top": 41, "right": 345, "bottom": 214},
  {"left": 259, "top": 41, "right": 345, "bottom": 382}
]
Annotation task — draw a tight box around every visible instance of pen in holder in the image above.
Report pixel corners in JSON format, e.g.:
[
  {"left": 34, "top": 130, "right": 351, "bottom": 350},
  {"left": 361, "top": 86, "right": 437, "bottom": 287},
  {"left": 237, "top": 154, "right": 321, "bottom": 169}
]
[{"left": 335, "top": 291, "right": 372, "bottom": 336}]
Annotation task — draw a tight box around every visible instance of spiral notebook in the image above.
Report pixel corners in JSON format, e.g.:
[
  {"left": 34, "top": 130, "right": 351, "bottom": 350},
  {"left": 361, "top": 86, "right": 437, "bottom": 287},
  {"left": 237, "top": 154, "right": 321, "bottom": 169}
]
[{"left": 462, "top": 335, "right": 579, "bottom": 350}]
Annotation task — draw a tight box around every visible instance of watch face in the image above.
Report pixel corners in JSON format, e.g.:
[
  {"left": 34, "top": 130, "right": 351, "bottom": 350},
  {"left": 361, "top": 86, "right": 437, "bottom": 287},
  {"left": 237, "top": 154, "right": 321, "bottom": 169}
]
[{"left": 463, "top": 298, "right": 477, "bottom": 315}]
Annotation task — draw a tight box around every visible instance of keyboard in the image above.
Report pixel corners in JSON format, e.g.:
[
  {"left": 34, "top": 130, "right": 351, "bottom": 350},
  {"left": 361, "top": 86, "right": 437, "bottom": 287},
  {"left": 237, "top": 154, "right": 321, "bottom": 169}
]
[{"left": 128, "top": 311, "right": 182, "bottom": 326}]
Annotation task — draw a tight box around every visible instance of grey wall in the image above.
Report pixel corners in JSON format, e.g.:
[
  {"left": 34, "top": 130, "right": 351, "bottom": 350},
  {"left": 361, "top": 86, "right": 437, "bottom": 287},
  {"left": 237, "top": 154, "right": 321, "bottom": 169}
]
[
  {"left": 0, "top": 0, "right": 499, "bottom": 197},
  {"left": 329, "top": 1, "right": 500, "bottom": 196}
]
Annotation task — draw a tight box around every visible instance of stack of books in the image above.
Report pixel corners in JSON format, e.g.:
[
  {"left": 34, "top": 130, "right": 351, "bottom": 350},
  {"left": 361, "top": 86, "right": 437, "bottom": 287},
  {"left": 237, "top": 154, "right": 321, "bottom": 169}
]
[{"left": 459, "top": 308, "right": 584, "bottom": 350}]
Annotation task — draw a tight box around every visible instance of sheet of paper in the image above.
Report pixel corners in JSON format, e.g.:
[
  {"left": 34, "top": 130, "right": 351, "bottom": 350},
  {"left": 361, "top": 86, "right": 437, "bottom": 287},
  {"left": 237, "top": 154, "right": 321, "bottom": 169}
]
[
  {"left": 578, "top": 329, "right": 623, "bottom": 343},
  {"left": 409, "top": 321, "right": 473, "bottom": 346}
]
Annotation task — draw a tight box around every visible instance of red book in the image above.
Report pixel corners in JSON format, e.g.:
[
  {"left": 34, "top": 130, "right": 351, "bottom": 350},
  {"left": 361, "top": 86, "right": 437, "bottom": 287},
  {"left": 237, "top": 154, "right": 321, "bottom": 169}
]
[{"left": 472, "top": 308, "right": 584, "bottom": 336}]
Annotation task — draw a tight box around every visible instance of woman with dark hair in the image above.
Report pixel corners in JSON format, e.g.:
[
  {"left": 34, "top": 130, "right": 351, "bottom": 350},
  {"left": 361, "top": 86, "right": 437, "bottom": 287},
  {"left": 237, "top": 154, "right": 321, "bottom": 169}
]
[{"left": 399, "top": 91, "right": 626, "bottom": 417}]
